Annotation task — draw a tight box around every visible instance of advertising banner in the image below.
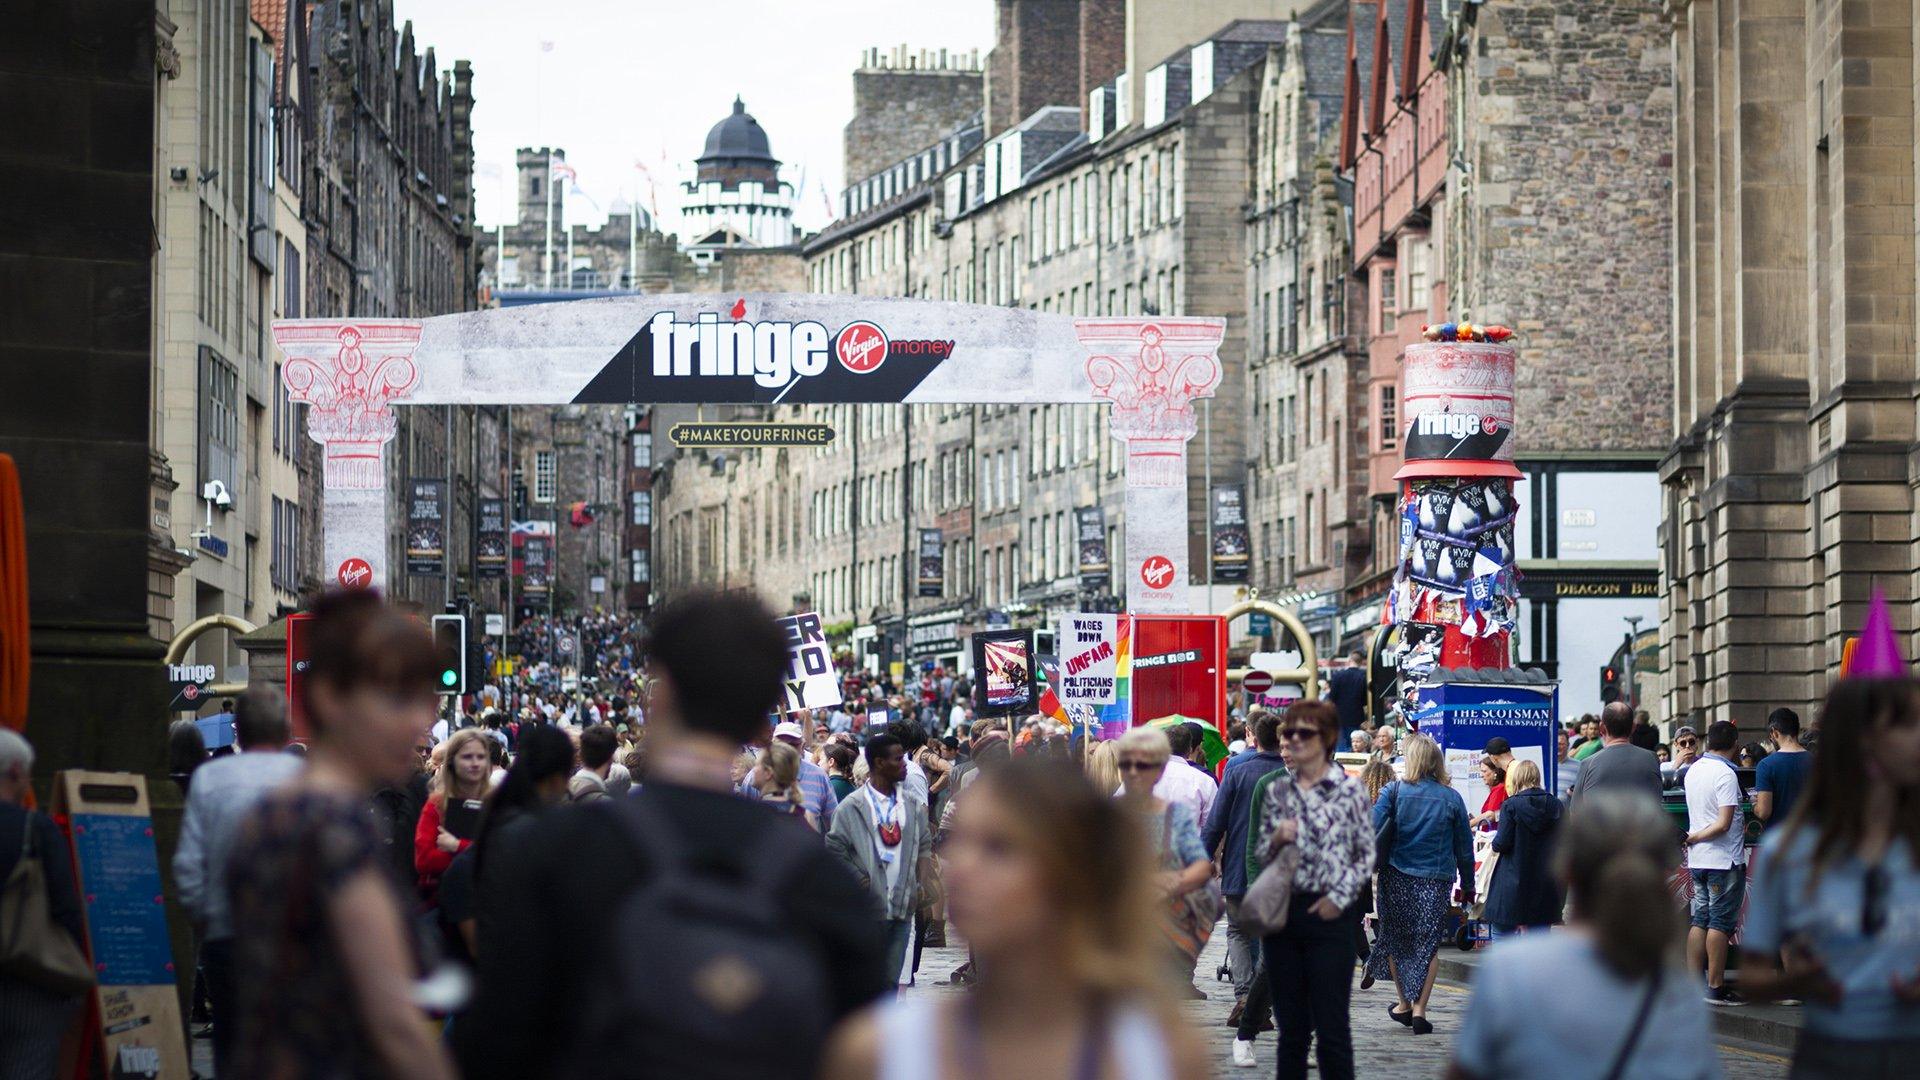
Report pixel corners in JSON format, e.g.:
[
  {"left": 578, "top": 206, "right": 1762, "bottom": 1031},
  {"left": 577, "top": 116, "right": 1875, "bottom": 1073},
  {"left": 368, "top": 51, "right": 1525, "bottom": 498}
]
[
  {"left": 908, "top": 612, "right": 963, "bottom": 660},
  {"left": 1130, "top": 615, "right": 1228, "bottom": 738},
  {"left": 776, "top": 612, "right": 842, "bottom": 712},
  {"left": 475, "top": 497, "right": 507, "bottom": 578},
  {"left": 1075, "top": 506, "right": 1110, "bottom": 590},
  {"left": 405, "top": 478, "right": 447, "bottom": 576},
  {"left": 1409, "top": 679, "right": 1559, "bottom": 811},
  {"left": 1396, "top": 340, "right": 1520, "bottom": 480},
  {"left": 972, "top": 629, "right": 1037, "bottom": 717},
  {"left": 917, "top": 528, "right": 944, "bottom": 597},
  {"left": 1056, "top": 613, "right": 1120, "bottom": 706},
  {"left": 1210, "top": 484, "right": 1250, "bottom": 583},
  {"left": 522, "top": 535, "right": 552, "bottom": 599}
]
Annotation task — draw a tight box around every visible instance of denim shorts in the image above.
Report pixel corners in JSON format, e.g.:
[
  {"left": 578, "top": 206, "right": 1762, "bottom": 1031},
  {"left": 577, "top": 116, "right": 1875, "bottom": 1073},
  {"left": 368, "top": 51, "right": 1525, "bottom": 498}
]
[{"left": 1688, "top": 865, "right": 1745, "bottom": 934}]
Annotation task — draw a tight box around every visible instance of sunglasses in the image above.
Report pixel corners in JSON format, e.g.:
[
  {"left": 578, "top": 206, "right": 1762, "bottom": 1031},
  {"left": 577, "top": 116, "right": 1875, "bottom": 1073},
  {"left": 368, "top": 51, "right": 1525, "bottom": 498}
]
[
  {"left": 1281, "top": 727, "right": 1321, "bottom": 742},
  {"left": 1118, "top": 759, "right": 1160, "bottom": 773},
  {"left": 1676, "top": 738, "right": 1697, "bottom": 747}
]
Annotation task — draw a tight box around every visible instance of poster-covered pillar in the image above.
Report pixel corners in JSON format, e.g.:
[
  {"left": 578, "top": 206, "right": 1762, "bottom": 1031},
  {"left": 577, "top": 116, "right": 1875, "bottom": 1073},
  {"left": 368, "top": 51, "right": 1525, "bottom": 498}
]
[
  {"left": 1076, "top": 320, "right": 1224, "bottom": 615},
  {"left": 274, "top": 321, "right": 423, "bottom": 591},
  {"left": 1388, "top": 324, "right": 1522, "bottom": 690}
]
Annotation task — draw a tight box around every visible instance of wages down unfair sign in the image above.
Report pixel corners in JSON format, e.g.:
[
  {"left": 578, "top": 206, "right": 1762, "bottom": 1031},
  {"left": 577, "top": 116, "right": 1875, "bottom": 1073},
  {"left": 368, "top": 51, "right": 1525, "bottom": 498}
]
[{"left": 777, "top": 612, "right": 842, "bottom": 712}]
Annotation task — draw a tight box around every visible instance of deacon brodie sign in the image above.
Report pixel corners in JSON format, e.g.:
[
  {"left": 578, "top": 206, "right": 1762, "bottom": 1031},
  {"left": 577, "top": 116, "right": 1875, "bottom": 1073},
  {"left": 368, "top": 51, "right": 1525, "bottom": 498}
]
[{"left": 275, "top": 295, "right": 1224, "bottom": 614}]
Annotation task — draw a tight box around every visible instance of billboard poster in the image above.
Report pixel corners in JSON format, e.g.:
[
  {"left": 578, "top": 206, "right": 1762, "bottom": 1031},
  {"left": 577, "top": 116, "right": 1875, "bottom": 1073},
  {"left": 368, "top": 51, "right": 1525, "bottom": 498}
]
[
  {"left": 1396, "top": 338, "right": 1521, "bottom": 480},
  {"left": 1409, "top": 679, "right": 1559, "bottom": 812},
  {"left": 1075, "top": 506, "right": 1109, "bottom": 590},
  {"left": 917, "top": 528, "right": 944, "bottom": 597},
  {"left": 522, "top": 535, "right": 552, "bottom": 598},
  {"left": 1210, "top": 484, "right": 1249, "bottom": 584},
  {"left": 1056, "top": 613, "right": 1120, "bottom": 706},
  {"left": 971, "top": 629, "right": 1036, "bottom": 717},
  {"left": 405, "top": 478, "right": 447, "bottom": 576},
  {"left": 776, "top": 612, "right": 842, "bottom": 712},
  {"left": 475, "top": 497, "right": 507, "bottom": 578}
]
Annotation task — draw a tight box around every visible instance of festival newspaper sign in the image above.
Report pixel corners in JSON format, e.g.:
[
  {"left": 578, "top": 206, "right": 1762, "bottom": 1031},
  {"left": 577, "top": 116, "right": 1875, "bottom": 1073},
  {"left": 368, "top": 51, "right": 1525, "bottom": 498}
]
[
  {"left": 917, "top": 528, "right": 943, "bottom": 598},
  {"left": 405, "top": 478, "right": 447, "bottom": 576},
  {"left": 972, "top": 629, "right": 1037, "bottom": 717},
  {"left": 777, "top": 611, "right": 842, "bottom": 712},
  {"left": 1056, "top": 613, "right": 1120, "bottom": 706},
  {"left": 1075, "top": 506, "right": 1110, "bottom": 590},
  {"left": 1210, "top": 484, "right": 1249, "bottom": 584},
  {"left": 521, "top": 535, "right": 552, "bottom": 598},
  {"left": 1410, "top": 679, "right": 1558, "bottom": 811},
  {"left": 55, "top": 771, "right": 189, "bottom": 1079},
  {"left": 475, "top": 497, "right": 508, "bottom": 578}
]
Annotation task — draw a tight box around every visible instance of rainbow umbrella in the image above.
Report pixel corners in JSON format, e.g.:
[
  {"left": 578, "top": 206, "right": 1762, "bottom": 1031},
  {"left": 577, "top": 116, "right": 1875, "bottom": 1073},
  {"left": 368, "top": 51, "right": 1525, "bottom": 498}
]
[{"left": 1144, "top": 715, "right": 1229, "bottom": 769}]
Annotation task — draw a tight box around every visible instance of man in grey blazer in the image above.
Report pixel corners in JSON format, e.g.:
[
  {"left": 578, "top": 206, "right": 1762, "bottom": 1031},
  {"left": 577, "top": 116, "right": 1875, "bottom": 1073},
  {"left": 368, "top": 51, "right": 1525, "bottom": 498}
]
[{"left": 825, "top": 732, "right": 933, "bottom": 986}]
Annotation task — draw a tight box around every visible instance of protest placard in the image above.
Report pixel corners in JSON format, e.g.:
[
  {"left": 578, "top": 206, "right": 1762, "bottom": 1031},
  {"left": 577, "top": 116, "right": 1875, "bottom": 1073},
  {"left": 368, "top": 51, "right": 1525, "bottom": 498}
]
[
  {"left": 1055, "top": 613, "right": 1120, "bottom": 705},
  {"left": 776, "top": 611, "right": 841, "bottom": 712}
]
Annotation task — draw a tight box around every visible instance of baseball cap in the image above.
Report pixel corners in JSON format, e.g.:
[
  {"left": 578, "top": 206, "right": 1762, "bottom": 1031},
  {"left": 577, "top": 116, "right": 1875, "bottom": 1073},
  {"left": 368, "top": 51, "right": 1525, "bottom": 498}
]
[
  {"left": 772, "top": 721, "right": 806, "bottom": 742},
  {"left": 1675, "top": 725, "right": 1698, "bottom": 738},
  {"left": 1482, "top": 737, "right": 1511, "bottom": 756}
]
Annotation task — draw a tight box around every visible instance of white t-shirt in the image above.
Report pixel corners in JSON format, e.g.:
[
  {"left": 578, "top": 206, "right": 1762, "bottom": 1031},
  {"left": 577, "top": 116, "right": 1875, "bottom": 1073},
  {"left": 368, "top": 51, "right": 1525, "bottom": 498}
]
[{"left": 1684, "top": 753, "right": 1744, "bottom": 870}]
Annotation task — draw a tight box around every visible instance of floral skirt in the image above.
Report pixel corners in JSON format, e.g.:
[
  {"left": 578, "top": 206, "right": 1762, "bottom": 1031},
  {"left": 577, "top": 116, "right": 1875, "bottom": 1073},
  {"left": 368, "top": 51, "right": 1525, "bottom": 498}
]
[{"left": 1364, "top": 864, "right": 1451, "bottom": 1001}]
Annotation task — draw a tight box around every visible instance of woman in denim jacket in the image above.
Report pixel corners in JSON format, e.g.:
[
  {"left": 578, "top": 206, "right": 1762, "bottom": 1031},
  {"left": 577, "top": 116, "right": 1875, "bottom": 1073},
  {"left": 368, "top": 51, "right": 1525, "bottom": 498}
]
[{"left": 1363, "top": 734, "right": 1473, "bottom": 1035}]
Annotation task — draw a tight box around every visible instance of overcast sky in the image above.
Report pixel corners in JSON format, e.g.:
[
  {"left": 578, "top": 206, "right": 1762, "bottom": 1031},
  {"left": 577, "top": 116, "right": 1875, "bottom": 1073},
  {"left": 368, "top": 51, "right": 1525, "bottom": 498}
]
[{"left": 397, "top": 0, "right": 996, "bottom": 235}]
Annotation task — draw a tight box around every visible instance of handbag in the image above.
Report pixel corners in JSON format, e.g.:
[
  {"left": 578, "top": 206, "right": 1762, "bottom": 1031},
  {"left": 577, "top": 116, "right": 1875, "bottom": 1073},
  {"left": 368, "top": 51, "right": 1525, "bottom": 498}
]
[
  {"left": 1470, "top": 834, "right": 1499, "bottom": 920},
  {"left": 1238, "top": 781, "right": 1301, "bottom": 937},
  {"left": 1159, "top": 811, "right": 1222, "bottom": 962},
  {"left": 0, "top": 813, "right": 95, "bottom": 996}
]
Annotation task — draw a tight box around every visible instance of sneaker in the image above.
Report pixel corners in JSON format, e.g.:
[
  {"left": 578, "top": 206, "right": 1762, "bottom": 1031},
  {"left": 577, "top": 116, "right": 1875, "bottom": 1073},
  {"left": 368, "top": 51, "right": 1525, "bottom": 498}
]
[
  {"left": 1777, "top": 998, "right": 1803, "bottom": 1007},
  {"left": 1231, "top": 1039, "right": 1257, "bottom": 1068},
  {"left": 1704, "top": 985, "right": 1745, "bottom": 1007}
]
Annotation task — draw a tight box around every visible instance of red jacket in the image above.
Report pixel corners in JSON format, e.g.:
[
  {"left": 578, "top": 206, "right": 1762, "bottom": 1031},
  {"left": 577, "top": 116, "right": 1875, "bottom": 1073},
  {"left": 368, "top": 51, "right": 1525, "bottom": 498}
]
[{"left": 413, "top": 796, "right": 472, "bottom": 901}]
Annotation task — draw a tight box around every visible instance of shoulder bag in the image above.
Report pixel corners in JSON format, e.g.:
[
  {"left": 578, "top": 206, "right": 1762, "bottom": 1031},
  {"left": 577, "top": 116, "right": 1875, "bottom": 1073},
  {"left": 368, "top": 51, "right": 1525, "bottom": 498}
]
[
  {"left": 1238, "top": 779, "right": 1302, "bottom": 937},
  {"left": 1600, "top": 970, "right": 1663, "bottom": 1080},
  {"left": 0, "top": 813, "right": 95, "bottom": 996}
]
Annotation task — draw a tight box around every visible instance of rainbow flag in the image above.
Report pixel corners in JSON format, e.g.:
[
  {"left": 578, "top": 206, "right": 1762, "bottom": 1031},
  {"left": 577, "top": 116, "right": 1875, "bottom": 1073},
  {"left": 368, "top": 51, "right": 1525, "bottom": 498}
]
[{"left": 1096, "top": 617, "right": 1133, "bottom": 740}]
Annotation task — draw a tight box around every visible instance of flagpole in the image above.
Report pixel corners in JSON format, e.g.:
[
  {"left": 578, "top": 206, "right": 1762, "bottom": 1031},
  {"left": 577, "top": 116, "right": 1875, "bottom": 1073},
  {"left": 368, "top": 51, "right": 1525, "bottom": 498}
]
[
  {"left": 628, "top": 182, "right": 638, "bottom": 291},
  {"left": 544, "top": 151, "right": 555, "bottom": 290}
]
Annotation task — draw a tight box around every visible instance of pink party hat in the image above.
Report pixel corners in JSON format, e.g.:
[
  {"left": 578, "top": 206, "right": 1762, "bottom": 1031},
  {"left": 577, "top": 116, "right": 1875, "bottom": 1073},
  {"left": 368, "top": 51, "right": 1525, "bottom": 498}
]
[{"left": 1848, "top": 587, "right": 1909, "bottom": 678}]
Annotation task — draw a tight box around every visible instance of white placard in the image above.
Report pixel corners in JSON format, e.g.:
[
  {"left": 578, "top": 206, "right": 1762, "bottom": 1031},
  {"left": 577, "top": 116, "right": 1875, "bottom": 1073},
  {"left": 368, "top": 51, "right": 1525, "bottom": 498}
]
[
  {"left": 1056, "top": 614, "right": 1120, "bottom": 705},
  {"left": 776, "top": 612, "right": 842, "bottom": 712}
]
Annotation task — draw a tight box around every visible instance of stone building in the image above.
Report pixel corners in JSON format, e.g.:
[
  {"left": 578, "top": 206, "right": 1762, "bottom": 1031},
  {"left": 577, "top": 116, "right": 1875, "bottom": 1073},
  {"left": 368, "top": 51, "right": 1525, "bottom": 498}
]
[
  {"left": 1244, "top": 0, "right": 1371, "bottom": 652},
  {"left": 680, "top": 97, "right": 799, "bottom": 258},
  {"left": 846, "top": 46, "right": 986, "bottom": 185},
  {"left": 150, "top": 0, "right": 311, "bottom": 677},
  {"left": 1662, "top": 0, "right": 1919, "bottom": 729},
  {"left": 1337, "top": 0, "right": 1673, "bottom": 715},
  {"left": 300, "top": 0, "right": 497, "bottom": 613}
]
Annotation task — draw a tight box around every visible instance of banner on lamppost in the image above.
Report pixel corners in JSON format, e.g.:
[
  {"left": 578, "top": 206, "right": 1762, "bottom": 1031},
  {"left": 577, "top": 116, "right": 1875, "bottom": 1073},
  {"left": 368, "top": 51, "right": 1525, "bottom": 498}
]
[
  {"left": 1075, "top": 506, "right": 1109, "bottom": 590},
  {"left": 917, "top": 528, "right": 944, "bottom": 597},
  {"left": 522, "top": 535, "right": 552, "bottom": 598},
  {"left": 475, "top": 497, "right": 507, "bottom": 578},
  {"left": 405, "top": 479, "right": 447, "bottom": 576},
  {"left": 1210, "top": 484, "right": 1249, "bottom": 584}
]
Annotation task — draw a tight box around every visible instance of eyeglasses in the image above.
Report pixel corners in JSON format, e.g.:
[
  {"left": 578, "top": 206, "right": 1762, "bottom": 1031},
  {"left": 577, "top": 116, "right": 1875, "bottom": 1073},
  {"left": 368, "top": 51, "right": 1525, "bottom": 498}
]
[
  {"left": 1281, "top": 727, "right": 1320, "bottom": 742},
  {"left": 1117, "top": 759, "right": 1160, "bottom": 773}
]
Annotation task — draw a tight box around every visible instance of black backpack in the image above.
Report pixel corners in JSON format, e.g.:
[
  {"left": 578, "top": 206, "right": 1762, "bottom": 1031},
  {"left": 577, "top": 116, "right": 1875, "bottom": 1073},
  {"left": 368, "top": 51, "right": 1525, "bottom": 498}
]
[{"left": 565, "top": 797, "right": 834, "bottom": 1079}]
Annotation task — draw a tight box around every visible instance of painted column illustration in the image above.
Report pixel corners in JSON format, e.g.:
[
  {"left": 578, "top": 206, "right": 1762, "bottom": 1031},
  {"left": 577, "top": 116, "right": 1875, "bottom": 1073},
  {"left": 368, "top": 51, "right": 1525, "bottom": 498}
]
[
  {"left": 1389, "top": 322, "right": 1522, "bottom": 682},
  {"left": 274, "top": 320, "right": 423, "bottom": 590},
  {"left": 1077, "top": 319, "right": 1224, "bottom": 615}
]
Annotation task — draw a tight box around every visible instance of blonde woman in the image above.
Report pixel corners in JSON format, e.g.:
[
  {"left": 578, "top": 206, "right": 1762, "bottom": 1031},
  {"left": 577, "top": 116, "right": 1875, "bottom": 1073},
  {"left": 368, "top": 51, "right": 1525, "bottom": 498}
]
[
  {"left": 1084, "top": 737, "right": 1120, "bottom": 796},
  {"left": 1483, "top": 759, "right": 1564, "bottom": 940},
  {"left": 1364, "top": 733, "right": 1473, "bottom": 1035},
  {"left": 822, "top": 756, "right": 1208, "bottom": 1080},
  {"left": 1116, "top": 725, "right": 1217, "bottom": 980},
  {"left": 754, "top": 741, "right": 815, "bottom": 829},
  {"left": 414, "top": 727, "right": 490, "bottom": 904}
]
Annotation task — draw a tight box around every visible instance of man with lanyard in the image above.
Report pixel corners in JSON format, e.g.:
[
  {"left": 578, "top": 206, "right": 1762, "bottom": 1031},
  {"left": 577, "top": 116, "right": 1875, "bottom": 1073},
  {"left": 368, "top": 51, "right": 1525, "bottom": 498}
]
[{"left": 826, "top": 733, "right": 933, "bottom": 988}]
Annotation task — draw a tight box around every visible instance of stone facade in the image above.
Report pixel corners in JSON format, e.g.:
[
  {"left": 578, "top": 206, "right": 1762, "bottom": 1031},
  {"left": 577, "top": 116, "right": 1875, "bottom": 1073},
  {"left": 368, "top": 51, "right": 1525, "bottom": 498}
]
[
  {"left": 846, "top": 47, "right": 986, "bottom": 185},
  {"left": 1336, "top": 0, "right": 1674, "bottom": 714},
  {"left": 1662, "top": 0, "right": 1920, "bottom": 731},
  {"left": 1245, "top": 2, "right": 1372, "bottom": 651}
]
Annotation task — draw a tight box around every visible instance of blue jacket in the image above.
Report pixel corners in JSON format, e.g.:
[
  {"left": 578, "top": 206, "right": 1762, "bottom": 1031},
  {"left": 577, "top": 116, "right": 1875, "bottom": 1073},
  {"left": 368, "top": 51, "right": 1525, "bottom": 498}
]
[
  {"left": 1483, "top": 787, "right": 1564, "bottom": 928},
  {"left": 1373, "top": 778, "right": 1474, "bottom": 886},
  {"left": 1202, "top": 750, "right": 1288, "bottom": 897}
]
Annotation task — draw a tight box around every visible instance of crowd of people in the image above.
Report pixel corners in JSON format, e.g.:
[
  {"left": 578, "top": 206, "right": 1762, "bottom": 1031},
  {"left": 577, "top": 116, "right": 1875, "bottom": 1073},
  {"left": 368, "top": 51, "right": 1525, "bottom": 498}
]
[{"left": 2, "top": 586, "right": 1919, "bottom": 1079}]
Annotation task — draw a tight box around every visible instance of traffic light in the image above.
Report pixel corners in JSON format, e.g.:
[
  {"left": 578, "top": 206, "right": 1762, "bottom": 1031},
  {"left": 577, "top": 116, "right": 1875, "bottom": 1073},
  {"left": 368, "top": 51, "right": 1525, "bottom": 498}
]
[
  {"left": 1599, "top": 665, "right": 1621, "bottom": 704},
  {"left": 432, "top": 614, "right": 467, "bottom": 695}
]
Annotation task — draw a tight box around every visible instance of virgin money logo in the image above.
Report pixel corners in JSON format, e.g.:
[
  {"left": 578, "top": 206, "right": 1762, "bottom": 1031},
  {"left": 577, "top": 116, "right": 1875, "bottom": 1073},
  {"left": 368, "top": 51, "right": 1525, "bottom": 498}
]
[
  {"left": 836, "top": 322, "right": 889, "bottom": 374},
  {"left": 1140, "top": 555, "right": 1176, "bottom": 590},
  {"left": 337, "top": 557, "right": 373, "bottom": 588}
]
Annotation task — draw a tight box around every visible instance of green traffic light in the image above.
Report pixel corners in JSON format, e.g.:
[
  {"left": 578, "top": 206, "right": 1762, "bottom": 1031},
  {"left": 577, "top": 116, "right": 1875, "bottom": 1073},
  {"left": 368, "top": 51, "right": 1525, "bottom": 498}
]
[{"left": 442, "top": 670, "right": 458, "bottom": 687}]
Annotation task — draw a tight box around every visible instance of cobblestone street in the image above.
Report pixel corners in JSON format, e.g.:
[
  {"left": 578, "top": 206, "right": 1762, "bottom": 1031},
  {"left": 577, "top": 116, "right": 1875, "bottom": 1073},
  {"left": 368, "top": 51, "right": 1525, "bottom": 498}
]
[{"left": 902, "top": 924, "right": 1795, "bottom": 1078}]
